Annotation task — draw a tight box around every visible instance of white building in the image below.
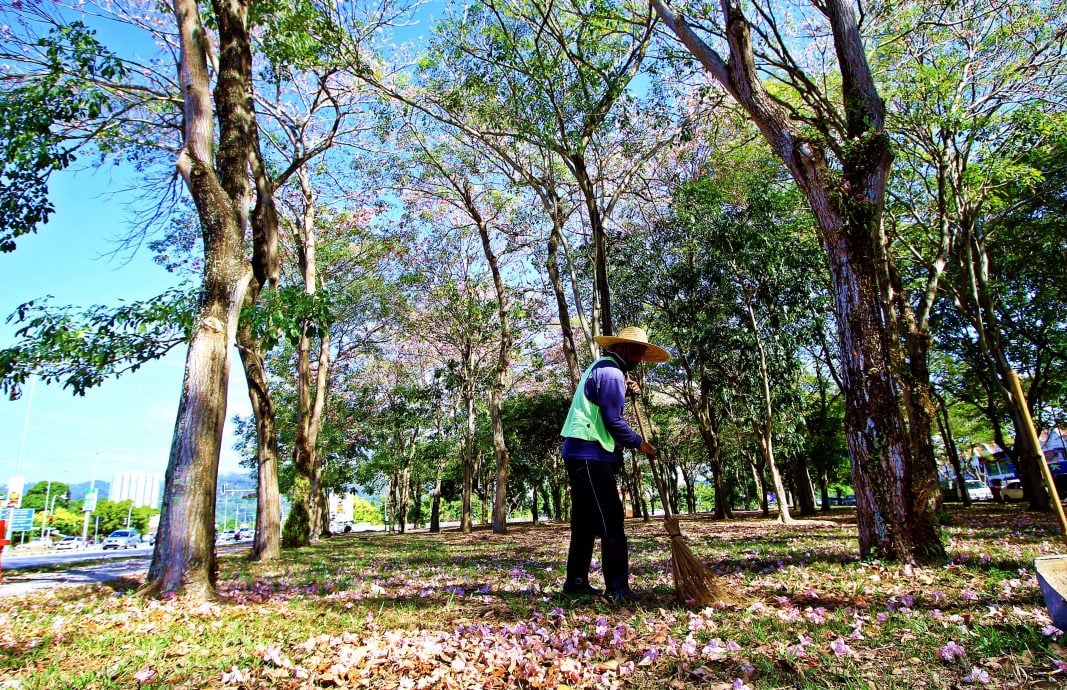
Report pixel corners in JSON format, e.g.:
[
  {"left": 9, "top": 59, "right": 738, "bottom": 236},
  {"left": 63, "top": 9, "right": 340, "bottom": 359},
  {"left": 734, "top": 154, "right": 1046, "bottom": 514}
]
[{"left": 109, "top": 472, "right": 162, "bottom": 508}]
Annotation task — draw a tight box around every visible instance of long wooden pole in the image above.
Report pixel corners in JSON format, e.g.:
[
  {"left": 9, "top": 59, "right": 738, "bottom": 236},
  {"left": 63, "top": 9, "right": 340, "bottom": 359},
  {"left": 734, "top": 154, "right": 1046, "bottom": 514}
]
[
  {"left": 630, "top": 394, "right": 672, "bottom": 518},
  {"left": 1008, "top": 371, "right": 1067, "bottom": 547}
]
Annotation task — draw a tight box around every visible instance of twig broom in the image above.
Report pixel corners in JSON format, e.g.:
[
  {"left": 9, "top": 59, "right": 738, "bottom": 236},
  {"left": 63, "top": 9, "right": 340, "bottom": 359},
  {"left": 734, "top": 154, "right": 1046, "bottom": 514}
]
[{"left": 631, "top": 394, "right": 732, "bottom": 607}]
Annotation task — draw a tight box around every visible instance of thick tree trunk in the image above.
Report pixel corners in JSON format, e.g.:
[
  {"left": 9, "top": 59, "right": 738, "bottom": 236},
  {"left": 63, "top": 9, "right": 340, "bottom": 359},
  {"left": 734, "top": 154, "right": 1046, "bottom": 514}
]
[
  {"left": 149, "top": 268, "right": 249, "bottom": 599},
  {"left": 653, "top": 0, "right": 945, "bottom": 563},
  {"left": 147, "top": 0, "right": 265, "bottom": 598},
  {"left": 236, "top": 295, "right": 281, "bottom": 561}
]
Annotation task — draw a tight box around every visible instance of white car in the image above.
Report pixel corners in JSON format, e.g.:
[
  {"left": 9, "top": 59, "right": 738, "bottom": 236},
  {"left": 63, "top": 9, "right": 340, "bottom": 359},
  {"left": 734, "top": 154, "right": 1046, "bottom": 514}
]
[
  {"left": 1002, "top": 480, "right": 1025, "bottom": 501},
  {"left": 102, "top": 529, "right": 141, "bottom": 550},
  {"left": 55, "top": 536, "right": 88, "bottom": 550},
  {"left": 14, "top": 538, "right": 54, "bottom": 550},
  {"left": 964, "top": 479, "right": 994, "bottom": 501}
]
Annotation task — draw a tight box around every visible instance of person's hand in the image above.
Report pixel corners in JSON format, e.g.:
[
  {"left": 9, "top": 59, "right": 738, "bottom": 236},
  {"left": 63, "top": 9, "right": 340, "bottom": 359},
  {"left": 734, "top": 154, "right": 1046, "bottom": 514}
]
[
  {"left": 638, "top": 440, "right": 657, "bottom": 458},
  {"left": 626, "top": 379, "right": 641, "bottom": 398}
]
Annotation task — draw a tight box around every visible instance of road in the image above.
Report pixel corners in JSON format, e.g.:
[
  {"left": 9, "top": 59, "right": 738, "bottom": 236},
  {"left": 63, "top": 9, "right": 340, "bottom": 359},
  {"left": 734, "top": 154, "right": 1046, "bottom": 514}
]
[{"left": 0, "top": 541, "right": 248, "bottom": 598}]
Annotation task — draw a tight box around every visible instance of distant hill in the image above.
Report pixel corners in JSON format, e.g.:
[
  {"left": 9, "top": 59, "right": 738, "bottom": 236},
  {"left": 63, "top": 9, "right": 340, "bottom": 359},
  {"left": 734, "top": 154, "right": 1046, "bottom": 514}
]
[
  {"left": 67, "top": 481, "right": 110, "bottom": 501},
  {"left": 1, "top": 479, "right": 110, "bottom": 502}
]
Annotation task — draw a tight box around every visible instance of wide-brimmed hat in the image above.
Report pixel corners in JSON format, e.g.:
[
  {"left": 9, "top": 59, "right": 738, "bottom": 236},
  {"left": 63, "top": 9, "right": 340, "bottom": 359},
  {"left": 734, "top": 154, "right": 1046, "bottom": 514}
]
[{"left": 594, "top": 326, "right": 671, "bottom": 363}]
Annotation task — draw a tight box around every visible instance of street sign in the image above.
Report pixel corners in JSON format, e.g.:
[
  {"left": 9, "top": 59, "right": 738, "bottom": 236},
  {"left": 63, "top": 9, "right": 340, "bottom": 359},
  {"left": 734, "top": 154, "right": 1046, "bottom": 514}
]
[
  {"left": 5, "top": 476, "right": 24, "bottom": 509},
  {"left": 8, "top": 508, "right": 34, "bottom": 532},
  {"left": 83, "top": 487, "right": 98, "bottom": 513}
]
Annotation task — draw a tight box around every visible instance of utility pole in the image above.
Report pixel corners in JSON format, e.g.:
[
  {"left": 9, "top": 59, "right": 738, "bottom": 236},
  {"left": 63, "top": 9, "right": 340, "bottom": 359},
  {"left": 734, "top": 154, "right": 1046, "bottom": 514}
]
[{"left": 220, "top": 485, "right": 245, "bottom": 532}]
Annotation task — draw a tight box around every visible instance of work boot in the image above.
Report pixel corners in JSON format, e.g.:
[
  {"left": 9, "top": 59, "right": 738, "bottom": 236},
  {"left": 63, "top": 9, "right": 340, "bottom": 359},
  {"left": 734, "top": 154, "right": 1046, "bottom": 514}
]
[
  {"left": 562, "top": 577, "right": 602, "bottom": 597},
  {"left": 603, "top": 587, "right": 641, "bottom": 605}
]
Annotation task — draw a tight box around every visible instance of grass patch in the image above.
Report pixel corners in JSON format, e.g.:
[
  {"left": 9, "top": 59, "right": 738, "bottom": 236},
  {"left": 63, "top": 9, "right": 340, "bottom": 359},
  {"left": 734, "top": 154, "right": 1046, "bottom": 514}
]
[{"left": 3, "top": 504, "right": 1067, "bottom": 688}]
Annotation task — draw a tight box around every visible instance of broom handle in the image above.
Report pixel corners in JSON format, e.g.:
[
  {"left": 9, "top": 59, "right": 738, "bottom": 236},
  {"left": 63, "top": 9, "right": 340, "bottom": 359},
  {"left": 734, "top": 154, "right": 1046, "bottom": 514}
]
[{"left": 630, "top": 392, "right": 674, "bottom": 520}]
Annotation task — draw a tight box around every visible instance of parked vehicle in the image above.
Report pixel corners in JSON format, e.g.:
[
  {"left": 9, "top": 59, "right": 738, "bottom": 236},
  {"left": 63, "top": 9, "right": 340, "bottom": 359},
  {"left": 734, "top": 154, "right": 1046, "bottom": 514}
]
[
  {"left": 964, "top": 479, "right": 994, "bottom": 501},
  {"left": 1003, "top": 480, "right": 1025, "bottom": 502},
  {"left": 102, "top": 529, "right": 141, "bottom": 550},
  {"left": 14, "top": 538, "right": 54, "bottom": 550},
  {"left": 55, "top": 536, "right": 88, "bottom": 550},
  {"left": 216, "top": 529, "right": 236, "bottom": 544}
]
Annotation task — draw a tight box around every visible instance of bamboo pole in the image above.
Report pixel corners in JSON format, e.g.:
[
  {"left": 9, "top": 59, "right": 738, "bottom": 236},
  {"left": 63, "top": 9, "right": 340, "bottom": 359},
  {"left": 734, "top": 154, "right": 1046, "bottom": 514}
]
[{"left": 1008, "top": 371, "right": 1067, "bottom": 548}]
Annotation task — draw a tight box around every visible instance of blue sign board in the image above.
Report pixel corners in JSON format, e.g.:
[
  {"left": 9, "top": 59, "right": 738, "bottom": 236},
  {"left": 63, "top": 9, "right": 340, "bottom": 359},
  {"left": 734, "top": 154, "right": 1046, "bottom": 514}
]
[{"left": 7, "top": 508, "right": 35, "bottom": 532}]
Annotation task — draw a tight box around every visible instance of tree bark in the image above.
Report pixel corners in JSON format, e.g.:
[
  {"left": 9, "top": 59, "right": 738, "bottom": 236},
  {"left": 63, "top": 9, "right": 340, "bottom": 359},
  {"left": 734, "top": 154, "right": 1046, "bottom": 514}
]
[
  {"left": 653, "top": 0, "right": 945, "bottom": 562},
  {"left": 147, "top": 0, "right": 267, "bottom": 598},
  {"left": 546, "top": 221, "right": 582, "bottom": 388},
  {"left": 467, "top": 198, "right": 513, "bottom": 535},
  {"left": 236, "top": 292, "right": 281, "bottom": 561}
]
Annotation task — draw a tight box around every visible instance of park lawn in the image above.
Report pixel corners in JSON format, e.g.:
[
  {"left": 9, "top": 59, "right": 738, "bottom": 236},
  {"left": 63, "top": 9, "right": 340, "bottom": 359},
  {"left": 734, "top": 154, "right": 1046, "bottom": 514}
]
[{"left": 2, "top": 504, "right": 1067, "bottom": 689}]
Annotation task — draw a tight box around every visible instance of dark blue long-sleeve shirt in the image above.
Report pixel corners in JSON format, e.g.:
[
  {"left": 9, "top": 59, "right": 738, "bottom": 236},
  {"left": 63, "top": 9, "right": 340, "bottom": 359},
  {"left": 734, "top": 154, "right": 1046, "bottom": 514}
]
[{"left": 561, "top": 353, "right": 644, "bottom": 462}]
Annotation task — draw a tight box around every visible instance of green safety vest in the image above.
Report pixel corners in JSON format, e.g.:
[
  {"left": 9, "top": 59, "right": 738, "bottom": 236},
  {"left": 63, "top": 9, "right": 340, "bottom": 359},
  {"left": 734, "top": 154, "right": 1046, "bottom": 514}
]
[{"left": 560, "top": 356, "right": 617, "bottom": 453}]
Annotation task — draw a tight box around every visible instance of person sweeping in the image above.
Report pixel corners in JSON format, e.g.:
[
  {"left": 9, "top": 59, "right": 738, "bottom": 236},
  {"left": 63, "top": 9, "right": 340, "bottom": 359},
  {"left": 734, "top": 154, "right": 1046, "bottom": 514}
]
[{"left": 559, "top": 326, "right": 670, "bottom": 603}]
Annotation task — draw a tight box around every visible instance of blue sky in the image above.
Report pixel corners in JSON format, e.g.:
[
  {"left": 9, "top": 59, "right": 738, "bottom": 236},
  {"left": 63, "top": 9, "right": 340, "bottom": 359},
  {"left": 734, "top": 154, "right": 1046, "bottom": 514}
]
[{"left": 0, "top": 165, "right": 251, "bottom": 488}]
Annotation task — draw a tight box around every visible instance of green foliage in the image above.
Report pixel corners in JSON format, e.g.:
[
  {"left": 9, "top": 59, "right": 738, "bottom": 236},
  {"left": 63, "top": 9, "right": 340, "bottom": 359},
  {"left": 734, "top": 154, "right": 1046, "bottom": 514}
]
[
  {"left": 0, "top": 287, "right": 197, "bottom": 398},
  {"left": 20, "top": 481, "right": 71, "bottom": 511},
  {"left": 244, "top": 286, "right": 337, "bottom": 352},
  {"left": 0, "top": 22, "right": 127, "bottom": 251},
  {"left": 350, "top": 496, "right": 381, "bottom": 524},
  {"left": 283, "top": 500, "right": 312, "bottom": 548},
  {"left": 252, "top": 0, "right": 344, "bottom": 72}
]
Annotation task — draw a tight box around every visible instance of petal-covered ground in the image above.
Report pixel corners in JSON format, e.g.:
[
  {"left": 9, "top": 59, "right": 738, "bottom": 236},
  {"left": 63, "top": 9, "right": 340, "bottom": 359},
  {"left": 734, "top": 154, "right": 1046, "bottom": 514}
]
[{"left": 2, "top": 504, "right": 1067, "bottom": 688}]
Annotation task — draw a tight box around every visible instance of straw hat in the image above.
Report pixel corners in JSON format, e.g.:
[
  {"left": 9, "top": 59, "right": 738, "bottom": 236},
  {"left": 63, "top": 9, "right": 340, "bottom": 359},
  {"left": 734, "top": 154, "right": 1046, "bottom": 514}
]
[{"left": 594, "top": 326, "right": 671, "bottom": 363}]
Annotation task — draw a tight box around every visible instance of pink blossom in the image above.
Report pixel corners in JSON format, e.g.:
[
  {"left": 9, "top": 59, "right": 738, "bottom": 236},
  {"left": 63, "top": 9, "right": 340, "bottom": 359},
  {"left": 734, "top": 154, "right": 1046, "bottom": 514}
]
[
  {"left": 830, "top": 638, "right": 852, "bottom": 656},
  {"left": 132, "top": 667, "right": 156, "bottom": 683},
  {"left": 939, "top": 641, "right": 966, "bottom": 662},
  {"left": 221, "top": 667, "right": 248, "bottom": 685},
  {"left": 1042, "top": 624, "right": 1063, "bottom": 637},
  {"left": 962, "top": 666, "right": 991, "bottom": 684},
  {"left": 961, "top": 589, "right": 979, "bottom": 601}
]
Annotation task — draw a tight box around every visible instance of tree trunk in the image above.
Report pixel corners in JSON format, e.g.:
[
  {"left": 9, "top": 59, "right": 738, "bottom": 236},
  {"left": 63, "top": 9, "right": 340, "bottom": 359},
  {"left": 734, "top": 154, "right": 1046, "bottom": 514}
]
[
  {"left": 430, "top": 447, "right": 446, "bottom": 533},
  {"left": 653, "top": 0, "right": 945, "bottom": 563},
  {"left": 236, "top": 294, "right": 281, "bottom": 562},
  {"left": 546, "top": 221, "right": 582, "bottom": 389},
  {"left": 147, "top": 0, "right": 264, "bottom": 599},
  {"left": 149, "top": 268, "right": 249, "bottom": 599},
  {"left": 460, "top": 372, "right": 476, "bottom": 533},
  {"left": 570, "top": 155, "right": 613, "bottom": 337},
  {"left": 932, "top": 389, "right": 969, "bottom": 508}
]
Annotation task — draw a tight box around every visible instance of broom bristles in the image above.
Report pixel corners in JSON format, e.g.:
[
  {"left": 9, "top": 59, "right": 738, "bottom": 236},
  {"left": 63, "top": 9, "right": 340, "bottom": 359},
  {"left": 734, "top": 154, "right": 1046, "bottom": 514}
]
[{"left": 663, "top": 515, "right": 733, "bottom": 607}]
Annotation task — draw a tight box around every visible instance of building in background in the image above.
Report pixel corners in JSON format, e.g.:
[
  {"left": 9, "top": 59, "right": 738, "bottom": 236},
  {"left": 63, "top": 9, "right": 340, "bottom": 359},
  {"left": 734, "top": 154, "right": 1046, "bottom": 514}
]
[{"left": 109, "top": 472, "right": 162, "bottom": 508}]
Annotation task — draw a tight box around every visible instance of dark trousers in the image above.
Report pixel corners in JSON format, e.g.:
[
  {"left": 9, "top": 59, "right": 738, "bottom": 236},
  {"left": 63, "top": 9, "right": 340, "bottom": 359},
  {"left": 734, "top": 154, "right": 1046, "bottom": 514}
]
[{"left": 564, "top": 458, "right": 630, "bottom": 593}]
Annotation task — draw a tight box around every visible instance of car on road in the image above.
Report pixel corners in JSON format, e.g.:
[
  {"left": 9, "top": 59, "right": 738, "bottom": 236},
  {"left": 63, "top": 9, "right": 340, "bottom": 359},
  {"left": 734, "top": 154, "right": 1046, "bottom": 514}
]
[
  {"left": 102, "top": 529, "right": 141, "bottom": 550},
  {"left": 55, "top": 536, "right": 88, "bottom": 550},
  {"left": 964, "top": 479, "right": 994, "bottom": 501},
  {"left": 13, "top": 538, "right": 54, "bottom": 551},
  {"left": 1003, "top": 480, "right": 1025, "bottom": 501}
]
